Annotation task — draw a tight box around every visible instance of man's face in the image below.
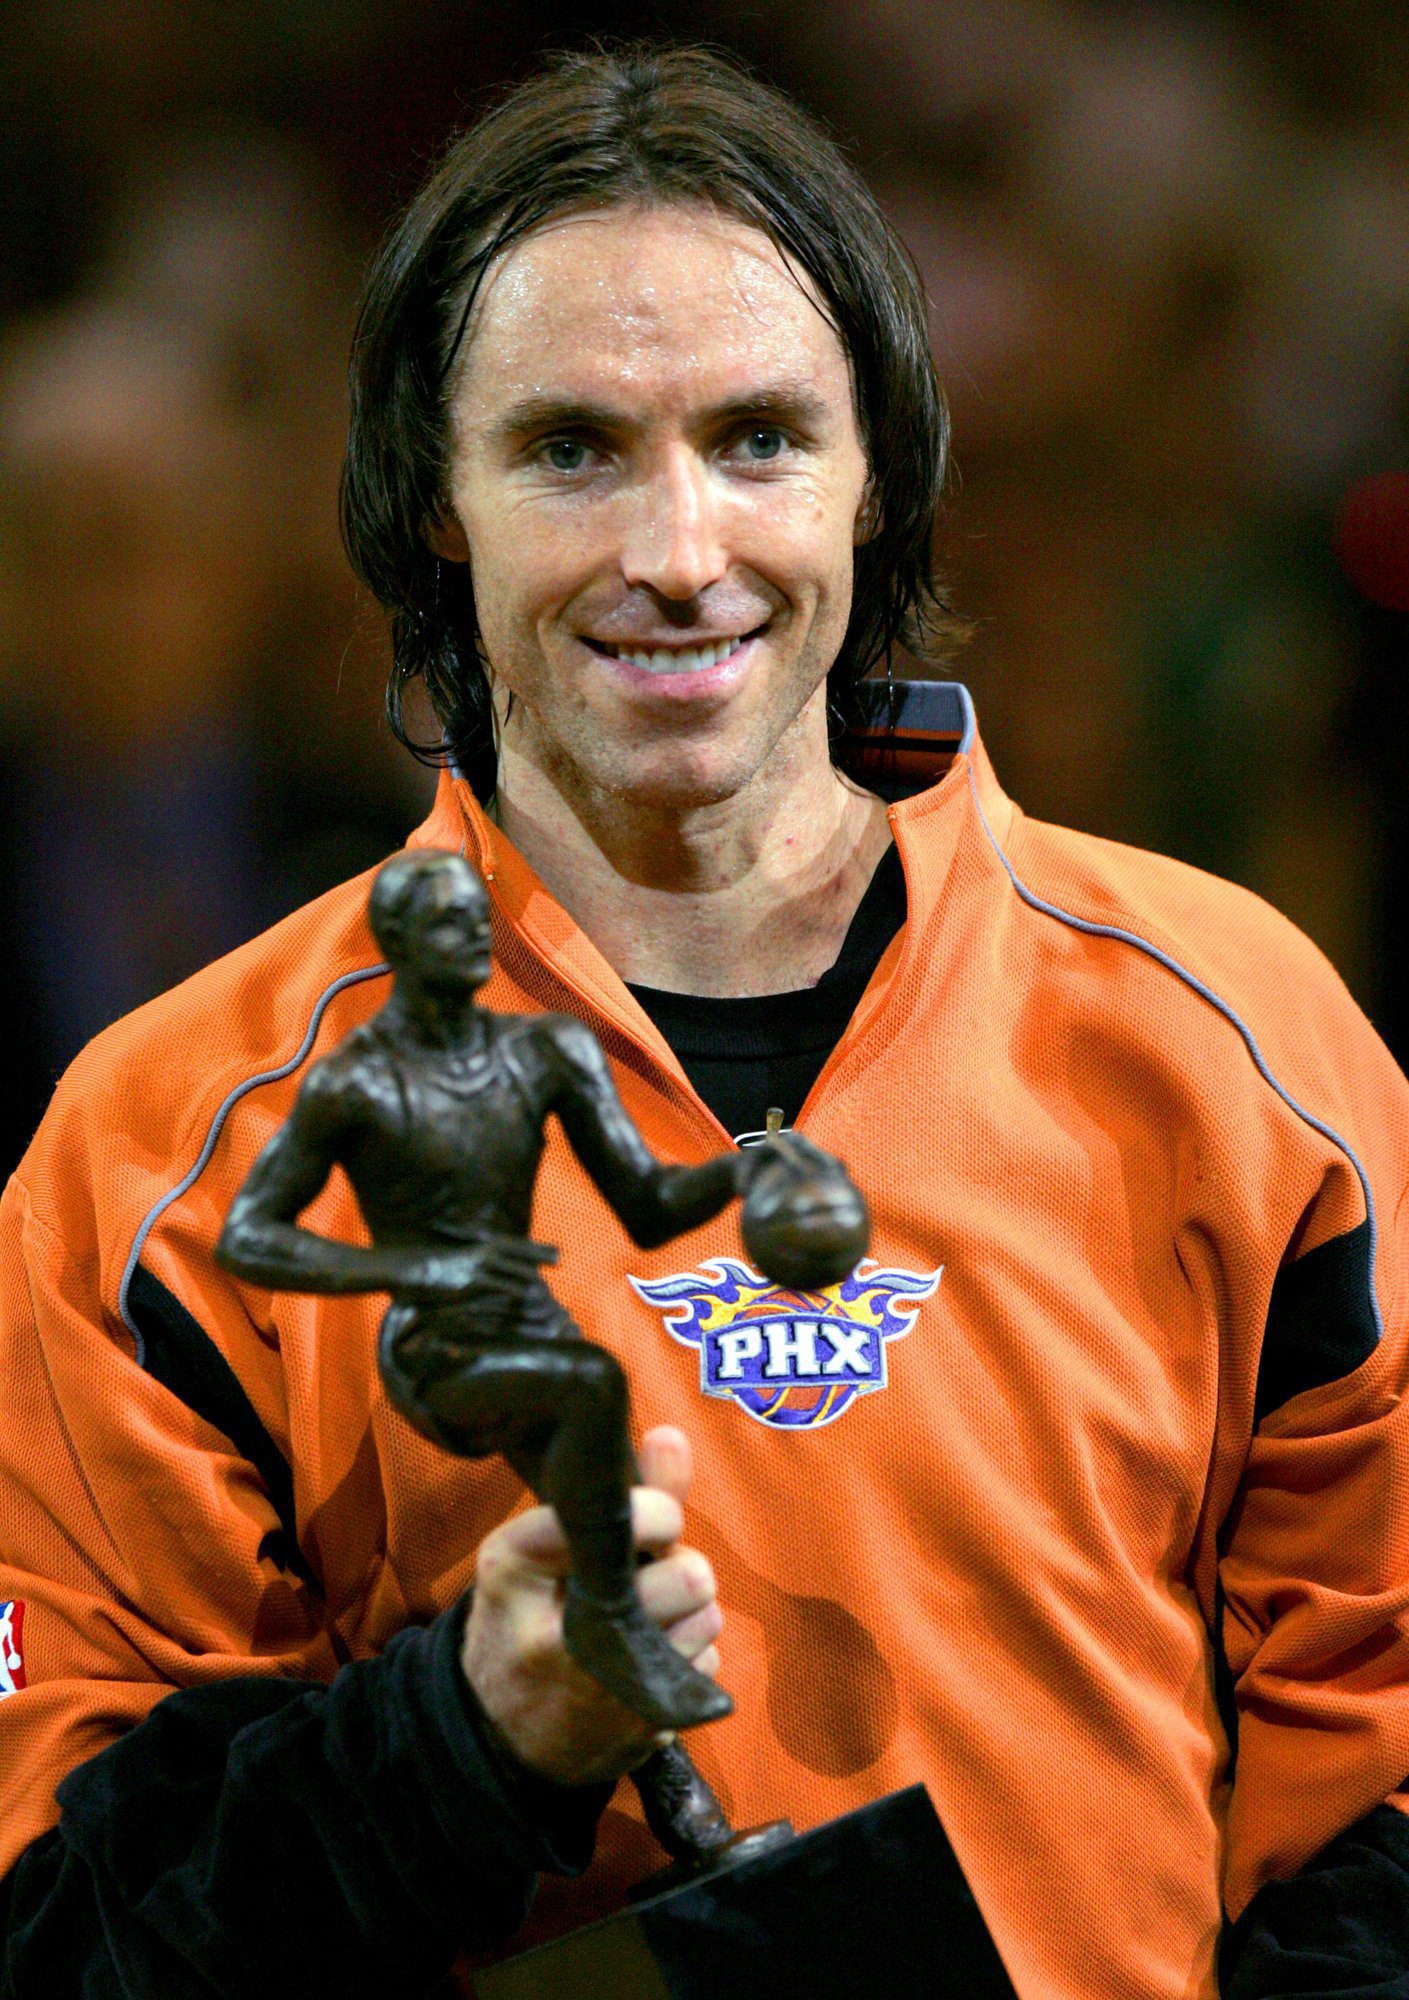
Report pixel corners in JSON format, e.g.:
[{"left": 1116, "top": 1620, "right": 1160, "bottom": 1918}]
[{"left": 436, "top": 203, "right": 872, "bottom": 814}]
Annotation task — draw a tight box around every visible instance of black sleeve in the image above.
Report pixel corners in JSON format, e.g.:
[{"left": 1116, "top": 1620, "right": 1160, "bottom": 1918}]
[
  {"left": 1221, "top": 1805, "right": 1409, "bottom": 1998},
  {"left": 0, "top": 1595, "right": 611, "bottom": 2000}
]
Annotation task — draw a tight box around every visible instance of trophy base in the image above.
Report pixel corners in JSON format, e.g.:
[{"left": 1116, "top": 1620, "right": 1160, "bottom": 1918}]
[
  {"left": 475, "top": 1784, "right": 1018, "bottom": 2000},
  {"left": 629, "top": 1817, "right": 795, "bottom": 1902}
]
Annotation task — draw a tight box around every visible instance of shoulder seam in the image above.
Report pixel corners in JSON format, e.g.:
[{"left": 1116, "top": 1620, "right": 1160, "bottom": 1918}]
[
  {"left": 118, "top": 960, "right": 390, "bottom": 1362},
  {"left": 7, "top": 1173, "right": 76, "bottom": 1262},
  {"left": 966, "top": 765, "right": 1383, "bottom": 1346}
]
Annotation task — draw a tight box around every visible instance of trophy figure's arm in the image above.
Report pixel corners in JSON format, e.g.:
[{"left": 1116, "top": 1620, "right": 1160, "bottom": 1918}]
[
  {"left": 217, "top": 1068, "right": 551, "bottom": 1302},
  {"left": 546, "top": 1017, "right": 745, "bottom": 1249}
]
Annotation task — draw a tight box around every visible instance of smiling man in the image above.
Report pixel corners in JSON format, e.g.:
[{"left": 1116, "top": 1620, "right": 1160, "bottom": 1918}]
[
  {"left": 3, "top": 42, "right": 1409, "bottom": 2000},
  {"left": 428, "top": 201, "right": 891, "bottom": 1003}
]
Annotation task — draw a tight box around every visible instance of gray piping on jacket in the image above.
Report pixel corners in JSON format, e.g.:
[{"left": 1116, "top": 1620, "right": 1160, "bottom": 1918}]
[
  {"left": 965, "top": 764, "right": 1384, "bottom": 1345},
  {"left": 118, "top": 961, "right": 391, "bottom": 1363}
]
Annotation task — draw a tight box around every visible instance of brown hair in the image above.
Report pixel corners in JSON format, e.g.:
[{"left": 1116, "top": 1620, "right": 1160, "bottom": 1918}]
[{"left": 341, "top": 41, "right": 952, "bottom": 798}]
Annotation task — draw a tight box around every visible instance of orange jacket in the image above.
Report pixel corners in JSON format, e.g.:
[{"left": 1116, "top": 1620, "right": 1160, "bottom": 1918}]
[{"left": 3, "top": 687, "right": 1408, "bottom": 2000}]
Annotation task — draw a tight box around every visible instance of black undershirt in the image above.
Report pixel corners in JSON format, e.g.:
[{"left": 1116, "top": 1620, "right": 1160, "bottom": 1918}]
[{"left": 626, "top": 842, "right": 907, "bottom": 1142}]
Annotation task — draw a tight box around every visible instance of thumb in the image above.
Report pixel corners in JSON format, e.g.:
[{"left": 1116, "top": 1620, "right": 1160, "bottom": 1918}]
[{"left": 637, "top": 1424, "right": 692, "bottom": 1506}]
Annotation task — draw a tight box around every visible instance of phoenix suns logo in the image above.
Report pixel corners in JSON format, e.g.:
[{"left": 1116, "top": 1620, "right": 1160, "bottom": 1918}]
[{"left": 630, "top": 1257, "right": 942, "bottom": 1429}]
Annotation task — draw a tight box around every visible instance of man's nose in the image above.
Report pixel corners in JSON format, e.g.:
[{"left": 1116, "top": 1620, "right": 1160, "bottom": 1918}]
[{"left": 619, "top": 447, "right": 727, "bottom": 601}]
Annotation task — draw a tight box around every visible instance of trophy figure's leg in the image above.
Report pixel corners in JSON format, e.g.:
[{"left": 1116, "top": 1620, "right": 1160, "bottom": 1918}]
[
  {"left": 631, "top": 1740, "right": 794, "bottom": 1893},
  {"left": 561, "top": 1577, "right": 734, "bottom": 1729},
  {"left": 633, "top": 1738, "right": 733, "bottom": 1856},
  {"left": 380, "top": 1301, "right": 733, "bottom": 1729}
]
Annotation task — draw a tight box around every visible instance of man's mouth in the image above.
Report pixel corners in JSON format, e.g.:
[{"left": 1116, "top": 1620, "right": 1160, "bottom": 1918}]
[{"left": 585, "top": 629, "right": 760, "bottom": 675}]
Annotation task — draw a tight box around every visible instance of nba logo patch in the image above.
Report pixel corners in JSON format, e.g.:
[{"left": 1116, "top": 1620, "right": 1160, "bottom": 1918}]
[
  {"left": 0, "top": 1601, "right": 27, "bottom": 1698},
  {"left": 631, "top": 1257, "right": 941, "bottom": 1429}
]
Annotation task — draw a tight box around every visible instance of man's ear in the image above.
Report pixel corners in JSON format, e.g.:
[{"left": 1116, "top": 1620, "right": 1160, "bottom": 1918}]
[
  {"left": 424, "top": 513, "right": 470, "bottom": 563},
  {"left": 853, "top": 476, "right": 882, "bottom": 547}
]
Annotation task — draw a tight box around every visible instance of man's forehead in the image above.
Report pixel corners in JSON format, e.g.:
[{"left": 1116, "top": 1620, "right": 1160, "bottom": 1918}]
[{"left": 452, "top": 204, "right": 847, "bottom": 417}]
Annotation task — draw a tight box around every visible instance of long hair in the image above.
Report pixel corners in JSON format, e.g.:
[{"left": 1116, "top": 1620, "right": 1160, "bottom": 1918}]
[{"left": 341, "top": 42, "right": 952, "bottom": 799}]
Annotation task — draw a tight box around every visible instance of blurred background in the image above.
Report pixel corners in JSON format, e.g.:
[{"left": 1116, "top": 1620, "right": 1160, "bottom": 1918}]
[{"left": 2, "top": 0, "right": 1407, "bottom": 1175}]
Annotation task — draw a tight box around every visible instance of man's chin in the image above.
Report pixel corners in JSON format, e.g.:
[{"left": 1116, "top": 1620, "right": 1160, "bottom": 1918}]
[
  {"left": 505, "top": 690, "right": 828, "bottom": 824},
  {"left": 610, "top": 708, "right": 828, "bottom": 811},
  {"left": 602, "top": 752, "right": 768, "bottom": 814}
]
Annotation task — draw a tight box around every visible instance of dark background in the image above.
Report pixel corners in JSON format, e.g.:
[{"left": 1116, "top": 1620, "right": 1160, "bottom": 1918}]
[{"left": 2, "top": 0, "right": 1407, "bottom": 1176}]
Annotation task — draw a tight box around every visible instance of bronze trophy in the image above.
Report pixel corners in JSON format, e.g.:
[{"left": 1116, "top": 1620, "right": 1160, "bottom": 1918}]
[{"left": 218, "top": 850, "right": 1016, "bottom": 1999}]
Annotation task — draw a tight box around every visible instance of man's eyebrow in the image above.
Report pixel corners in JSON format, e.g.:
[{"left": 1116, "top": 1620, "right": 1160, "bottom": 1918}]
[
  {"left": 486, "top": 382, "right": 834, "bottom": 443},
  {"left": 488, "top": 396, "right": 622, "bottom": 442},
  {"left": 708, "top": 385, "right": 833, "bottom": 431}
]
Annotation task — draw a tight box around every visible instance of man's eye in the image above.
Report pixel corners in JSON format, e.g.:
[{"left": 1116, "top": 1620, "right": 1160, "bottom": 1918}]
[
  {"left": 542, "top": 438, "right": 590, "bottom": 472},
  {"left": 742, "top": 427, "right": 785, "bottom": 462}
]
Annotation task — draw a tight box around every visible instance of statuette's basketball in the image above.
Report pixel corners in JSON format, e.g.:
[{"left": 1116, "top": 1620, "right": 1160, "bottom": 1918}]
[{"left": 741, "top": 1131, "right": 870, "bottom": 1291}]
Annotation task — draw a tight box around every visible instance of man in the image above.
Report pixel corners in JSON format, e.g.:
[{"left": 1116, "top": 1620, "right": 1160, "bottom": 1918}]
[{"left": 2, "top": 41, "right": 1408, "bottom": 2000}]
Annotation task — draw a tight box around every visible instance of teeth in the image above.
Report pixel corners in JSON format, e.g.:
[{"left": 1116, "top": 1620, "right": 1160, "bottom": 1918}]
[{"left": 606, "top": 637, "right": 745, "bottom": 673}]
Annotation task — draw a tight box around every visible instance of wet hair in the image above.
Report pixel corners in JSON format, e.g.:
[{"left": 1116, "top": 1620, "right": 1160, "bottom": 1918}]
[
  {"left": 341, "top": 41, "right": 952, "bottom": 799},
  {"left": 368, "top": 849, "right": 487, "bottom": 960}
]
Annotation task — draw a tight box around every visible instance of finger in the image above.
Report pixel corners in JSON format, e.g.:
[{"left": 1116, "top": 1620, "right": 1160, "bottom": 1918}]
[
  {"left": 661, "top": 1599, "right": 723, "bottom": 1661},
  {"left": 506, "top": 1246, "right": 556, "bottom": 1271},
  {"left": 638, "top": 1425, "right": 692, "bottom": 1506},
  {"left": 502, "top": 1494, "right": 689, "bottom": 1573},
  {"left": 629, "top": 1485, "right": 685, "bottom": 1554},
  {"left": 777, "top": 1133, "right": 824, "bottom": 1174},
  {"left": 490, "top": 1237, "right": 559, "bottom": 1266},
  {"left": 494, "top": 1502, "right": 572, "bottom": 1570},
  {"left": 636, "top": 1547, "right": 715, "bottom": 1628},
  {"left": 474, "top": 1266, "right": 541, "bottom": 1293},
  {"left": 781, "top": 1130, "right": 827, "bottom": 1160},
  {"left": 480, "top": 1253, "right": 542, "bottom": 1281}
]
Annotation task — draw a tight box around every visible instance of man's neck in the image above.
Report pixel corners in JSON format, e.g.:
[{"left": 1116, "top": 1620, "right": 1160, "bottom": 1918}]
[{"left": 493, "top": 737, "right": 892, "bottom": 999}]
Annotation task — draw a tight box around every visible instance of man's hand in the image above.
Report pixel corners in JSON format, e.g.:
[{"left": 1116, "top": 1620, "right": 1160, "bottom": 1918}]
[{"left": 460, "top": 1426, "right": 721, "bottom": 1787}]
